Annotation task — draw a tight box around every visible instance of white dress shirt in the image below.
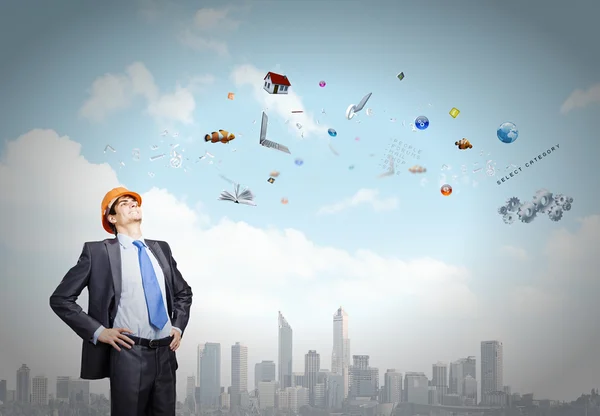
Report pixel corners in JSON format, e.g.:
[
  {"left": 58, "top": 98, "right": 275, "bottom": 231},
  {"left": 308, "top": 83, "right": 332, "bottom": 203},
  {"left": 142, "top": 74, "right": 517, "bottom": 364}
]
[{"left": 92, "top": 233, "right": 180, "bottom": 344}]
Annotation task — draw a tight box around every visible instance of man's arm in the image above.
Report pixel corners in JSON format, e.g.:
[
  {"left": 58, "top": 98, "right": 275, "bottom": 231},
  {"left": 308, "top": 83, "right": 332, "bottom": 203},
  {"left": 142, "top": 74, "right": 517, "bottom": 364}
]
[
  {"left": 49, "top": 243, "right": 103, "bottom": 342},
  {"left": 165, "top": 242, "right": 193, "bottom": 336}
]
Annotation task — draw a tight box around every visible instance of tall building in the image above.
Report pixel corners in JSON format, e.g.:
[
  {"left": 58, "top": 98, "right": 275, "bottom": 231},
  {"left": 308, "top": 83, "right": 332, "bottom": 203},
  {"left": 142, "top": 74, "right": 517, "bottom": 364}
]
[
  {"left": 255, "top": 361, "right": 276, "bottom": 390},
  {"left": 16, "top": 364, "right": 30, "bottom": 403},
  {"left": 404, "top": 372, "right": 429, "bottom": 405},
  {"left": 231, "top": 342, "right": 248, "bottom": 408},
  {"left": 331, "top": 307, "right": 350, "bottom": 398},
  {"left": 304, "top": 350, "right": 320, "bottom": 406},
  {"left": 0, "top": 379, "right": 6, "bottom": 404},
  {"left": 481, "top": 341, "right": 503, "bottom": 395},
  {"left": 56, "top": 377, "right": 70, "bottom": 402},
  {"left": 197, "top": 343, "right": 205, "bottom": 387},
  {"left": 432, "top": 362, "right": 448, "bottom": 399},
  {"left": 186, "top": 376, "right": 196, "bottom": 410},
  {"left": 292, "top": 372, "right": 305, "bottom": 388},
  {"left": 31, "top": 376, "right": 48, "bottom": 405},
  {"left": 348, "top": 355, "right": 379, "bottom": 399},
  {"left": 258, "top": 381, "right": 277, "bottom": 409},
  {"left": 449, "top": 356, "right": 476, "bottom": 396},
  {"left": 327, "top": 373, "right": 345, "bottom": 409},
  {"left": 199, "top": 343, "right": 221, "bottom": 407},
  {"left": 383, "top": 369, "right": 402, "bottom": 404},
  {"left": 278, "top": 311, "right": 293, "bottom": 389}
]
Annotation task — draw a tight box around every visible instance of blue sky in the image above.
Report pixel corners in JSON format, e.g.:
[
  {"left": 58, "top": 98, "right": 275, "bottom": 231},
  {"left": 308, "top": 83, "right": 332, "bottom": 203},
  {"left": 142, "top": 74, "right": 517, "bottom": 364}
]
[{"left": 1, "top": 0, "right": 599, "bottom": 402}]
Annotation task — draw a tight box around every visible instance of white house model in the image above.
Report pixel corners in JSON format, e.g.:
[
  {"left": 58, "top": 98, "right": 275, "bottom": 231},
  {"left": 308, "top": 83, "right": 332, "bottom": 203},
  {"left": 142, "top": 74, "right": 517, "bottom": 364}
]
[{"left": 263, "top": 72, "right": 291, "bottom": 95}]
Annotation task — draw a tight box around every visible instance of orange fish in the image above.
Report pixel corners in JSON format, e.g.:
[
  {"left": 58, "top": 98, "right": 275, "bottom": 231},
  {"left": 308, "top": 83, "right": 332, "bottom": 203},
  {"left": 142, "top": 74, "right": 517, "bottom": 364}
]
[{"left": 205, "top": 130, "right": 235, "bottom": 144}]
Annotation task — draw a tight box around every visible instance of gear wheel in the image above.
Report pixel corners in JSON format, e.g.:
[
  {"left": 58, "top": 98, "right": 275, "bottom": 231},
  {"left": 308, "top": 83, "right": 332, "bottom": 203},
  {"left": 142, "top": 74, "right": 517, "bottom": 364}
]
[
  {"left": 502, "top": 212, "right": 516, "bottom": 224},
  {"left": 518, "top": 201, "right": 538, "bottom": 223},
  {"left": 498, "top": 205, "right": 508, "bottom": 215},
  {"left": 554, "top": 194, "right": 566, "bottom": 206},
  {"left": 563, "top": 202, "right": 572, "bottom": 211},
  {"left": 548, "top": 205, "right": 564, "bottom": 222},
  {"left": 532, "top": 189, "right": 554, "bottom": 212},
  {"left": 505, "top": 197, "right": 521, "bottom": 212},
  {"left": 565, "top": 196, "right": 574, "bottom": 204}
]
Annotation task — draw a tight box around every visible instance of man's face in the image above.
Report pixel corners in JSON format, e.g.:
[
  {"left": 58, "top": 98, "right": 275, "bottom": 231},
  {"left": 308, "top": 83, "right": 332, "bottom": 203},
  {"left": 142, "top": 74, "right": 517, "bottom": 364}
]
[{"left": 107, "top": 195, "right": 142, "bottom": 228}]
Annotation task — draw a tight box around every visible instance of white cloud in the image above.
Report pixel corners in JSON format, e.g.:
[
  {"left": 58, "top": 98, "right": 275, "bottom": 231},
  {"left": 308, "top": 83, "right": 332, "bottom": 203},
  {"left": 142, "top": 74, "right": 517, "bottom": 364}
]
[
  {"left": 230, "top": 64, "right": 324, "bottom": 138},
  {"left": 0, "top": 129, "right": 477, "bottom": 397},
  {"left": 79, "top": 62, "right": 213, "bottom": 125},
  {"left": 500, "top": 245, "right": 528, "bottom": 260},
  {"left": 178, "top": 7, "right": 241, "bottom": 56},
  {"left": 317, "top": 188, "right": 398, "bottom": 215},
  {"left": 560, "top": 82, "right": 600, "bottom": 114}
]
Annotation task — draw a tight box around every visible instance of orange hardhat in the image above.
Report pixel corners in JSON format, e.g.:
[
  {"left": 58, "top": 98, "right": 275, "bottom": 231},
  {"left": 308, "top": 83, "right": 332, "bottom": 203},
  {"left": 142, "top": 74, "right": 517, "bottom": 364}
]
[{"left": 101, "top": 187, "right": 142, "bottom": 234}]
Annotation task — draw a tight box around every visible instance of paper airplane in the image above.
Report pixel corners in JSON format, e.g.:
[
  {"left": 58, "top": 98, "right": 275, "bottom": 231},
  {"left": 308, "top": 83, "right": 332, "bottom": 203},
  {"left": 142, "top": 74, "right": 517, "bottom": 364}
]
[{"left": 259, "top": 112, "right": 291, "bottom": 154}]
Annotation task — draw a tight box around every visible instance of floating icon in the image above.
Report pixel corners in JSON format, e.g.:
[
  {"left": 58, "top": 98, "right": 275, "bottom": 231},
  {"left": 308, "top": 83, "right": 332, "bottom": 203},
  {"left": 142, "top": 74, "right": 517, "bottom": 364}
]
[
  {"left": 441, "top": 184, "right": 453, "bottom": 196},
  {"left": 267, "top": 177, "right": 275, "bottom": 184},
  {"left": 449, "top": 107, "right": 460, "bottom": 118},
  {"left": 227, "top": 92, "right": 235, "bottom": 100},
  {"left": 345, "top": 92, "right": 372, "bottom": 120},
  {"left": 295, "top": 158, "right": 304, "bottom": 166},
  {"left": 455, "top": 138, "right": 473, "bottom": 150},
  {"left": 497, "top": 122, "right": 518, "bottom": 144},
  {"left": 263, "top": 72, "right": 291, "bottom": 95},
  {"left": 415, "top": 116, "right": 429, "bottom": 130},
  {"left": 319, "top": 80, "right": 326, "bottom": 87},
  {"left": 397, "top": 72, "right": 405, "bottom": 81},
  {"left": 328, "top": 128, "right": 337, "bottom": 137}
]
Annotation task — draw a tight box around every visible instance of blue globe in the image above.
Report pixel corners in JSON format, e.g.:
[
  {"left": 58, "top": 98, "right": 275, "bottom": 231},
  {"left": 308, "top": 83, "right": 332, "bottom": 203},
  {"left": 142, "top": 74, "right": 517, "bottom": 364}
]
[{"left": 497, "top": 122, "right": 518, "bottom": 144}]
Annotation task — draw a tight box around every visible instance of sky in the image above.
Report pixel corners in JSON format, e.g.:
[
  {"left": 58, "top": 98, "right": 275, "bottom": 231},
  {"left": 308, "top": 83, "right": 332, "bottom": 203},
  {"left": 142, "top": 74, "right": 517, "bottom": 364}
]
[{"left": 0, "top": 0, "right": 599, "bottom": 403}]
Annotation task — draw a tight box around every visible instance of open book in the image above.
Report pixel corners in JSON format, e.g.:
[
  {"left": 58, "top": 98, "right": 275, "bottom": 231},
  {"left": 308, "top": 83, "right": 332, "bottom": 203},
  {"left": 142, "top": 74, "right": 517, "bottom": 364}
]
[{"left": 218, "top": 183, "right": 256, "bottom": 206}]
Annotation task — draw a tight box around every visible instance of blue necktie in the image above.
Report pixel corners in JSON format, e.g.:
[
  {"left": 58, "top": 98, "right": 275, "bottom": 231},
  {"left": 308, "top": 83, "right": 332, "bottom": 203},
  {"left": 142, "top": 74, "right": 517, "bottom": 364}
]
[{"left": 132, "top": 240, "right": 169, "bottom": 330}]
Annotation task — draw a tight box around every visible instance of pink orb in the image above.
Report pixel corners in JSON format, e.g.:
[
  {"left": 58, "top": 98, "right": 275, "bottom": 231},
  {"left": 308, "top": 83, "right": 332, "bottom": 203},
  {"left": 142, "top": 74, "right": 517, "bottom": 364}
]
[{"left": 319, "top": 80, "right": 326, "bottom": 87}]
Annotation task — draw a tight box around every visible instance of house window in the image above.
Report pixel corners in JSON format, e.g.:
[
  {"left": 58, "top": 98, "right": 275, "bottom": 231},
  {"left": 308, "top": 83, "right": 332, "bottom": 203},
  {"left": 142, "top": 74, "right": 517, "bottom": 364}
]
[
  {"left": 283, "top": 86, "right": 287, "bottom": 91},
  {"left": 268, "top": 83, "right": 271, "bottom": 88},
  {"left": 264, "top": 82, "right": 267, "bottom": 87}
]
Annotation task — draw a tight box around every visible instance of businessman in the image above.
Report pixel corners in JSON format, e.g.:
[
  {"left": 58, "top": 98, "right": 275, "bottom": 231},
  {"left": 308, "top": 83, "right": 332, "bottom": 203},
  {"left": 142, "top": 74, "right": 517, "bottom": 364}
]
[{"left": 50, "top": 186, "right": 193, "bottom": 416}]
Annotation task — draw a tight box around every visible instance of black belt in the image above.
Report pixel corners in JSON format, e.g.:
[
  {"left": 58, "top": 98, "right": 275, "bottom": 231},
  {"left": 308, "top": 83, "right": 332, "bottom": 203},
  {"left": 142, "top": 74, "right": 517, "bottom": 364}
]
[{"left": 129, "top": 335, "right": 173, "bottom": 348}]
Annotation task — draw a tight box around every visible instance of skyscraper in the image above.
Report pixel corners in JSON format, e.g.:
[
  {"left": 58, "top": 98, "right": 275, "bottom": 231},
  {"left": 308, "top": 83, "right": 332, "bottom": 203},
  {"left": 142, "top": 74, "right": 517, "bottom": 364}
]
[
  {"left": 431, "top": 362, "right": 448, "bottom": 399},
  {"left": 231, "top": 342, "right": 248, "bottom": 408},
  {"left": 278, "top": 311, "right": 293, "bottom": 388},
  {"left": 449, "top": 356, "right": 476, "bottom": 396},
  {"left": 304, "top": 350, "right": 320, "bottom": 406},
  {"left": 55, "top": 377, "right": 70, "bottom": 402},
  {"left": 197, "top": 343, "right": 205, "bottom": 387},
  {"left": 481, "top": 341, "right": 503, "bottom": 395},
  {"left": 16, "top": 364, "right": 30, "bottom": 403},
  {"left": 404, "top": 372, "right": 429, "bottom": 405},
  {"left": 348, "top": 355, "right": 378, "bottom": 399},
  {"left": 31, "top": 376, "right": 48, "bottom": 405},
  {"left": 383, "top": 369, "right": 402, "bottom": 404},
  {"left": 199, "top": 343, "right": 221, "bottom": 407},
  {"left": 68, "top": 379, "right": 90, "bottom": 405},
  {"left": 331, "top": 307, "right": 350, "bottom": 398},
  {"left": 255, "top": 361, "right": 276, "bottom": 390},
  {"left": 0, "top": 379, "right": 6, "bottom": 404}
]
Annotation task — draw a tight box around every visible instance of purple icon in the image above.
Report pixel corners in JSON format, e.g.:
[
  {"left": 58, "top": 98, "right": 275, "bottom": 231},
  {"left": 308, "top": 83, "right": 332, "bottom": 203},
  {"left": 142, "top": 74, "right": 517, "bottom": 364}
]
[{"left": 319, "top": 80, "right": 326, "bottom": 88}]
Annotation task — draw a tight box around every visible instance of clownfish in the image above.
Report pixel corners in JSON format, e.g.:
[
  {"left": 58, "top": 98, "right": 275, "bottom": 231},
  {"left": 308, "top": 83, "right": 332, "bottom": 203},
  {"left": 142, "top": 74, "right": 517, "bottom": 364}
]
[{"left": 205, "top": 130, "right": 236, "bottom": 144}]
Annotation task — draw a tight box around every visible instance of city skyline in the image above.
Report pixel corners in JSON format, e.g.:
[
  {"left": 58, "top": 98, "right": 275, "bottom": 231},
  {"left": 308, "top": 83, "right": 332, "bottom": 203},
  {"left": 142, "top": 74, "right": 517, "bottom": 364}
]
[{"left": 1, "top": 307, "right": 510, "bottom": 405}]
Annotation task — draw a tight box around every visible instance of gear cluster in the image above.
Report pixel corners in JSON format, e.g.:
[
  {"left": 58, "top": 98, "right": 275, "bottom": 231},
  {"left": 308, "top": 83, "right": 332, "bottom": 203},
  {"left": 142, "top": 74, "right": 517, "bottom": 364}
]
[{"left": 498, "top": 189, "right": 574, "bottom": 224}]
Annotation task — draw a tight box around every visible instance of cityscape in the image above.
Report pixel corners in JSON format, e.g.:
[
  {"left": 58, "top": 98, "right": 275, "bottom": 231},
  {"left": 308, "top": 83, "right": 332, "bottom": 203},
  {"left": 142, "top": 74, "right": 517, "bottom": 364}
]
[{"left": 0, "top": 308, "right": 597, "bottom": 416}]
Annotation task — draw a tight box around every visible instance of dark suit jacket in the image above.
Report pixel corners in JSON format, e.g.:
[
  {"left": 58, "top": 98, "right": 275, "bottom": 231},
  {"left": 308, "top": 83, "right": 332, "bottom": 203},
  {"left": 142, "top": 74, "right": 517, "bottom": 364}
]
[{"left": 49, "top": 238, "right": 193, "bottom": 380}]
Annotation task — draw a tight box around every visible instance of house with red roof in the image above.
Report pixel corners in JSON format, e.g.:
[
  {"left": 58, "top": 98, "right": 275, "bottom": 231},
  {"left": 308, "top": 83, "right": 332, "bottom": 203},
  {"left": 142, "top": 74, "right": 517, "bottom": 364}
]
[{"left": 263, "top": 72, "right": 291, "bottom": 95}]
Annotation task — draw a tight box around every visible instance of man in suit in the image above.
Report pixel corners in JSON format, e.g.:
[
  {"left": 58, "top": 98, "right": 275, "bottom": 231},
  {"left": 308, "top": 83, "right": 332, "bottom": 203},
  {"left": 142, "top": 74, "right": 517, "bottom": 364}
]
[{"left": 50, "top": 186, "right": 193, "bottom": 416}]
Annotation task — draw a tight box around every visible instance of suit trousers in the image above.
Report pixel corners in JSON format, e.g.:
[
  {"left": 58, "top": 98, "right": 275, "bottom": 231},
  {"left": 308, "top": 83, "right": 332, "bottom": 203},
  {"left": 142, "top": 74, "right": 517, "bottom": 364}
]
[{"left": 110, "top": 343, "right": 178, "bottom": 416}]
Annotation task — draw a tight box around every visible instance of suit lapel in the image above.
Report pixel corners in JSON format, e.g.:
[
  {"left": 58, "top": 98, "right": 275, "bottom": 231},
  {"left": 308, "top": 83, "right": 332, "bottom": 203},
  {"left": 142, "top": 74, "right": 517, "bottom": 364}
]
[
  {"left": 146, "top": 240, "right": 174, "bottom": 311},
  {"left": 105, "top": 238, "right": 122, "bottom": 315}
]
